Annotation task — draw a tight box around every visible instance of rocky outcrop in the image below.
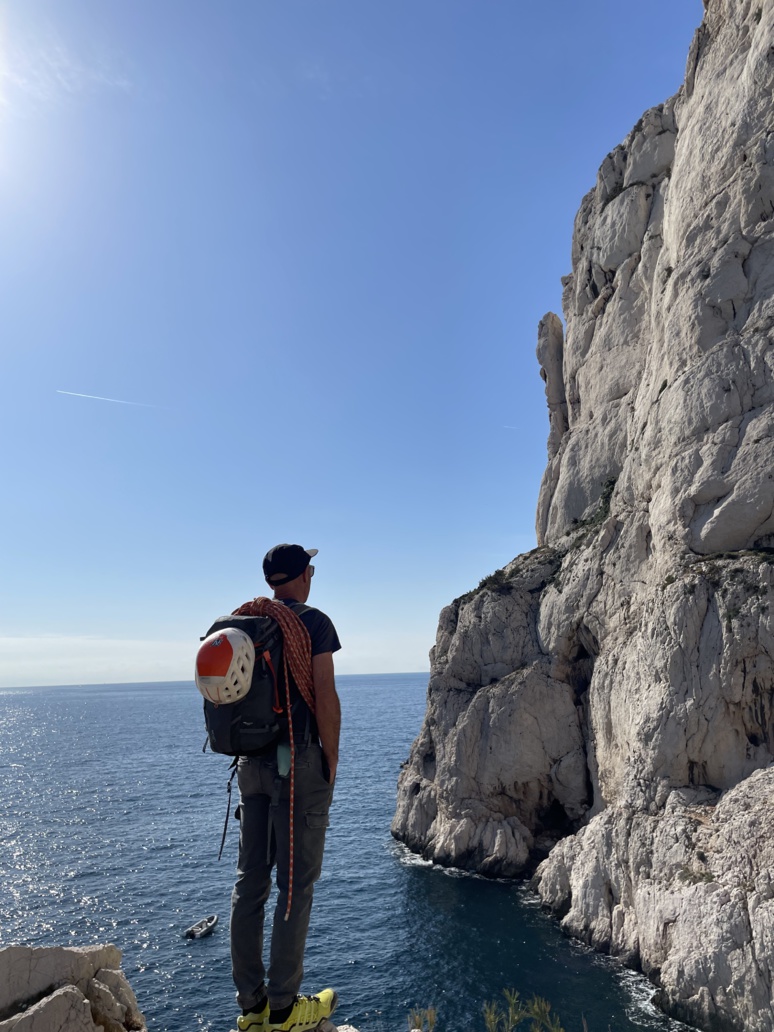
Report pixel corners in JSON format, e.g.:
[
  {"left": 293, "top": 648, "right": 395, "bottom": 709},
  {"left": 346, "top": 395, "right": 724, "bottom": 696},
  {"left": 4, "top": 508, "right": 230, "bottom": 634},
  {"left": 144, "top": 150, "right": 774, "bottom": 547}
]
[
  {"left": 538, "top": 770, "right": 774, "bottom": 1032},
  {"left": 0, "top": 946, "right": 146, "bottom": 1032},
  {"left": 393, "top": 2, "right": 774, "bottom": 1029},
  {"left": 393, "top": 547, "right": 592, "bottom": 875}
]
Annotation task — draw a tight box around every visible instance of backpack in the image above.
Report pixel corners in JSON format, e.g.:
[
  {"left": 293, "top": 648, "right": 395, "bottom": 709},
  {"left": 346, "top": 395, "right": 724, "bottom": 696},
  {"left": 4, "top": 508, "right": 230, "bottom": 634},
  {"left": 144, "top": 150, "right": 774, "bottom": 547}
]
[{"left": 198, "top": 612, "right": 301, "bottom": 756}]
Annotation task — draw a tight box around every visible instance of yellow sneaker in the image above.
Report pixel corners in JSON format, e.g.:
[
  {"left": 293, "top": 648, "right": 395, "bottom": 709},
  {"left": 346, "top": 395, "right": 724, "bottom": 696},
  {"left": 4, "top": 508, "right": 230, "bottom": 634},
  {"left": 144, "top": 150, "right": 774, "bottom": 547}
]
[
  {"left": 267, "top": 990, "right": 338, "bottom": 1032},
  {"left": 236, "top": 998, "right": 270, "bottom": 1032}
]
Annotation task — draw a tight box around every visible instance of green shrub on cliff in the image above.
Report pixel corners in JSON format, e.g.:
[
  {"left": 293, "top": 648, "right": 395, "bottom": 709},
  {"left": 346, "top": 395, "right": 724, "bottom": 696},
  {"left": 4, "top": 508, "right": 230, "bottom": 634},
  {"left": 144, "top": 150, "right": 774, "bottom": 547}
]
[
  {"left": 483, "top": 989, "right": 565, "bottom": 1032},
  {"left": 407, "top": 990, "right": 581, "bottom": 1032}
]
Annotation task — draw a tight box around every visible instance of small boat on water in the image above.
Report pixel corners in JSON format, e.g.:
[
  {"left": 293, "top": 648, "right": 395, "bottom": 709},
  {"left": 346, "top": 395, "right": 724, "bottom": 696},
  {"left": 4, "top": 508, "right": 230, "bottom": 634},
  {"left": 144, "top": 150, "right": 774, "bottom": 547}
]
[{"left": 184, "top": 914, "right": 218, "bottom": 939}]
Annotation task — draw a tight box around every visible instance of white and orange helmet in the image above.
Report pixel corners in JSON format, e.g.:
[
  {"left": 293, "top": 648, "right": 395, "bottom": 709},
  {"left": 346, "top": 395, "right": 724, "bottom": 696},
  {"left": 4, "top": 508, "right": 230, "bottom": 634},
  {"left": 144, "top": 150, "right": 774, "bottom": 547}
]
[{"left": 195, "top": 627, "right": 255, "bottom": 704}]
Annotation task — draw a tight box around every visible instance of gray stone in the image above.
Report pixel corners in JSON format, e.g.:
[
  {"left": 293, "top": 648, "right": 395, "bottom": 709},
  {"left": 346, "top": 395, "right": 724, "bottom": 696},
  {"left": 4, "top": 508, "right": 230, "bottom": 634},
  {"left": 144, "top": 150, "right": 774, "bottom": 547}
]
[
  {"left": 0, "top": 946, "right": 121, "bottom": 1017},
  {"left": 0, "top": 946, "right": 146, "bottom": 1032},
  {"left": 93, "top": 969, "right": 144, "bottom": 1030},
  {"left": 0, "top": 986, "right": 98, "bottom": 1032}
]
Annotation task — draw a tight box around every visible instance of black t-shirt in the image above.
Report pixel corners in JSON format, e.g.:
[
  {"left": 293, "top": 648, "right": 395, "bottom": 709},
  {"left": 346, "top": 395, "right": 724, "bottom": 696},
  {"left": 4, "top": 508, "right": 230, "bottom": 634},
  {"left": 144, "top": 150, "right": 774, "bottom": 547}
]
[
  {"left": 279, "top": 598, "right": 341, "bottom": 743},
  {"left": 282, "top": 598, "right": 342, "bottom": 657}
]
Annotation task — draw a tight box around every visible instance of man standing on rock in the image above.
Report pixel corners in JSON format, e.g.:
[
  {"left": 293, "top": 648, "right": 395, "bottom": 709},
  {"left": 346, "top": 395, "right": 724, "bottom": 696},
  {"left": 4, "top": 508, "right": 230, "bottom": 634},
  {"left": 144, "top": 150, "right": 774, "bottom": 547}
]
[{"left": 230, "top": 544, "right": 342, "bottom": 1032}]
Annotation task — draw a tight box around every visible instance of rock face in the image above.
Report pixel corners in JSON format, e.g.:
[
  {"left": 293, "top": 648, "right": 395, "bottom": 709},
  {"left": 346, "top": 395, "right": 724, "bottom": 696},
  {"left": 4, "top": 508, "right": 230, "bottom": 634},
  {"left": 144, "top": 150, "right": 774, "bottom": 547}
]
[
  {"left": 0, "top": 945, "right": 146, "bottom": 1032},
  {"left": 392, "top": 2, "right": 774, "bottom": 1029}
]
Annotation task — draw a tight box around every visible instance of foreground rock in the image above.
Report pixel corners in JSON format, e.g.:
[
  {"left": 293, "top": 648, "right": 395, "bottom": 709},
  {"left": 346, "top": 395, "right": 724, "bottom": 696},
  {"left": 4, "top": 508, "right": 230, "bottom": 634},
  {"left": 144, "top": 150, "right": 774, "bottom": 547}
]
[
  {"left": 0, "top": 945, "right": 145, "bottom": 1032},
  {"left": 393, "top": 1, "right": 774, "bottom": 1029}
]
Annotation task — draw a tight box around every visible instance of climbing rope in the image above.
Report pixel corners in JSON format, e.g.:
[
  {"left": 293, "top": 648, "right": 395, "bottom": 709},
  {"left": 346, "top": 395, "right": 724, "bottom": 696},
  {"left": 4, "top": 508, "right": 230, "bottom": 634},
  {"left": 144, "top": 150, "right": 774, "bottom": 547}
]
[{"left": 232, "top": 596, "right": 314, "bottom": 920}]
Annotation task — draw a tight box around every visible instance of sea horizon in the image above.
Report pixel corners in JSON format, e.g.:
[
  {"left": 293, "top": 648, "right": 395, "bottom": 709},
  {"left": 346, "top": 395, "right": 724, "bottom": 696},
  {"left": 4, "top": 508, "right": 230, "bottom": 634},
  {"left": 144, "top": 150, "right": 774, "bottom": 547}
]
[{"left": 0, "top": 671, "right": 430, "bottom": 691}]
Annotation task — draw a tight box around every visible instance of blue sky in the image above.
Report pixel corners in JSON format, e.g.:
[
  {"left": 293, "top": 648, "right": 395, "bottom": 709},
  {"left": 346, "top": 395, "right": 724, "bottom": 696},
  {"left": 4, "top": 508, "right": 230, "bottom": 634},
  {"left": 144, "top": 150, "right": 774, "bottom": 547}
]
[{"left": 0, "top": 0, "right": 703, "bottom": 685}]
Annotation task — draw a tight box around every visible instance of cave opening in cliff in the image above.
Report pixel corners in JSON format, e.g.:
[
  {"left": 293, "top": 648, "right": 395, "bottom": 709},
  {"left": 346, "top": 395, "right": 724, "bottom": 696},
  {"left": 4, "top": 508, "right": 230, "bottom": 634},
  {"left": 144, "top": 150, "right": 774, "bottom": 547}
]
[
  {"left": 569, "top": 641, "right": 595, "bottom": 698},
  {"left": 538, "top": 798, "right": 574, "bottom": 837},
  {"left": 566, "top": 632, "right": 598, "bottom": 816}
]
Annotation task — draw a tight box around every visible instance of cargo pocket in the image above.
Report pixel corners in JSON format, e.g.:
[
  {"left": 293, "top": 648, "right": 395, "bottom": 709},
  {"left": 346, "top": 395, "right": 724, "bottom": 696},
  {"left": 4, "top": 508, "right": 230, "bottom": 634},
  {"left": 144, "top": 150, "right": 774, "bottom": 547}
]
[{"left": 305, "top": 809, "right": 330, "bottom": 830}]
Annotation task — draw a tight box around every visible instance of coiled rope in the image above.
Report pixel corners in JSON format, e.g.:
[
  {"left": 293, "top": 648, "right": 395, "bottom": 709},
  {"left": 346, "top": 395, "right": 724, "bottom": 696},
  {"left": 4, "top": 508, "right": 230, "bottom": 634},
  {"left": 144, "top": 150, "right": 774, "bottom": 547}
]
[{"left": 232, "top": 596, "right": 314, "bottom": 921}]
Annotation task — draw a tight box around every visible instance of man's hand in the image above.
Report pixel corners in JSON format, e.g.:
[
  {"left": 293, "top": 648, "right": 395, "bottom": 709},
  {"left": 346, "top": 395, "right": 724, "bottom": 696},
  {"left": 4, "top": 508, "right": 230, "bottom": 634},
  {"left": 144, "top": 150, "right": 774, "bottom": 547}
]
[{"left": 312, "top": 651, "right": 341, "bottom": 784}]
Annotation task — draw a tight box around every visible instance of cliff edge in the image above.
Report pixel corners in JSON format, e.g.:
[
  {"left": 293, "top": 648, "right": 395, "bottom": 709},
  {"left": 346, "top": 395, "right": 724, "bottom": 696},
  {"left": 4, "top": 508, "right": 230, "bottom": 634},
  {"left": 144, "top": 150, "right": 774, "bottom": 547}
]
[
  {"left": 392, "top": 2, "right": 774, "bottom": 1029},
  {"left": 0, "top": 945, "right": 146, "bottom": 1032}
]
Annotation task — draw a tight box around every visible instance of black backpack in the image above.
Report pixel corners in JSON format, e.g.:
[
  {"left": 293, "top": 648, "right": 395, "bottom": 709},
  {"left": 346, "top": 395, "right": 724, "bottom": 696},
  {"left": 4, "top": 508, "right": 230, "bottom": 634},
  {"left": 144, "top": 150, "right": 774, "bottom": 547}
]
[{"left": 201, "top": 610, "right": 305, "bottom": 756}]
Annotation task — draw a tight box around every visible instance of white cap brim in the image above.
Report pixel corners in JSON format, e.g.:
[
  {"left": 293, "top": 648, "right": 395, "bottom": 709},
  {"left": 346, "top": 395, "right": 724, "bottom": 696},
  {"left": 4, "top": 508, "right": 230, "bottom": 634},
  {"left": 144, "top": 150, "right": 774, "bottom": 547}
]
[{"left": 305, "top": 548, "right": 319, "bottom": 558}]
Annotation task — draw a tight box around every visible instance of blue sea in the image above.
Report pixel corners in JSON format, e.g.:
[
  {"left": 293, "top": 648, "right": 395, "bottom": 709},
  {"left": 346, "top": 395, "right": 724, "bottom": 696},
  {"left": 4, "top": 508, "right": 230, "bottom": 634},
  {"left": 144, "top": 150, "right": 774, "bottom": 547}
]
[{"left": 0, "top": 675, "right": 692, "bottom": 1032}]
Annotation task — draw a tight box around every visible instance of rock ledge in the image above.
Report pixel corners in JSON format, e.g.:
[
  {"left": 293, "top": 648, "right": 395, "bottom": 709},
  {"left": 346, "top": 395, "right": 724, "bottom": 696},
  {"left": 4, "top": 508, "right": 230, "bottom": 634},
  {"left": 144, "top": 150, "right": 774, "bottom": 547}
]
[{"left": 0, "top": 945, "right": 146, "bottom": 1032}]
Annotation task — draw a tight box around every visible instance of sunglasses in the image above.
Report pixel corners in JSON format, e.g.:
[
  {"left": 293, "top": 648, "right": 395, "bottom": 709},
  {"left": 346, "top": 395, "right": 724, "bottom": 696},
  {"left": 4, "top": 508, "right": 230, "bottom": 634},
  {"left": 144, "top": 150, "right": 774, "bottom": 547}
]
[{"left": 309, "top": 565, "right": 315, "bottom": 577}]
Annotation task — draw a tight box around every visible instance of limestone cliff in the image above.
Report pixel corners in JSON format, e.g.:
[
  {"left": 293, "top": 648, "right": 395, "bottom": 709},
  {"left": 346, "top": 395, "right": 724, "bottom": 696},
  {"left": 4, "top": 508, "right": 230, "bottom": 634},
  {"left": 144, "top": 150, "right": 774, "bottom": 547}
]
[
  {"left": 392, "top": 2, "right": 774, "bottom": 1029},
  {"left": 0, "top": 945, "right": 146, "bottom": 1032}
]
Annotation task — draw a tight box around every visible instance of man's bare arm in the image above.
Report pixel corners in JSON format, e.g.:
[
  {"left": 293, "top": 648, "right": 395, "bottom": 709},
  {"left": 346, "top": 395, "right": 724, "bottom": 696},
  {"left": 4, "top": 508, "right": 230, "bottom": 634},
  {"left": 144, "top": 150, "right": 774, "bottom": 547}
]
[{"left": 312, "top": 651, "right": 341, "bottom": 784}]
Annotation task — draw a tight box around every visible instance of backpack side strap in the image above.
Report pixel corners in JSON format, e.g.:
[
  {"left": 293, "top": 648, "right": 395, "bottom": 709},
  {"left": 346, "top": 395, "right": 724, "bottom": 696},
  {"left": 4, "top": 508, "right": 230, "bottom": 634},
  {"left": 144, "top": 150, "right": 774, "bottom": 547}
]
[{"left": 218, "top": 759, "right": 239, "bottom": 862}]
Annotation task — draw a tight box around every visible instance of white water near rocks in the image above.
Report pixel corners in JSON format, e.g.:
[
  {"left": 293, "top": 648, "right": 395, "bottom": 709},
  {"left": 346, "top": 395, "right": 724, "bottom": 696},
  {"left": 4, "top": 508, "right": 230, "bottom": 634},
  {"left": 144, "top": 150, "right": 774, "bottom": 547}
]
[{"left": 0, "top": 676, "right": 690, "bottom": 1031}]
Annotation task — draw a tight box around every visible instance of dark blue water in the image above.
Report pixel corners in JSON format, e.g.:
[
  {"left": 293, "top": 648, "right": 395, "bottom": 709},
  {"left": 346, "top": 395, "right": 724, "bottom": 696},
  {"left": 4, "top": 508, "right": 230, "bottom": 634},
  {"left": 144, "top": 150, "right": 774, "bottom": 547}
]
[{"left": 0, "top": 676, "right": 691, "bottom": 1032}]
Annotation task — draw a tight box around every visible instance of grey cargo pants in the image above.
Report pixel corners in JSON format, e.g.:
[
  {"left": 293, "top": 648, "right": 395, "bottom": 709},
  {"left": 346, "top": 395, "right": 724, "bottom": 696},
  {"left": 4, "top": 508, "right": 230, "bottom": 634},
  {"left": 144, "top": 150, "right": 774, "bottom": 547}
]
[{"left": 230, "top": 742, "right": 333, "bottom": 1012}]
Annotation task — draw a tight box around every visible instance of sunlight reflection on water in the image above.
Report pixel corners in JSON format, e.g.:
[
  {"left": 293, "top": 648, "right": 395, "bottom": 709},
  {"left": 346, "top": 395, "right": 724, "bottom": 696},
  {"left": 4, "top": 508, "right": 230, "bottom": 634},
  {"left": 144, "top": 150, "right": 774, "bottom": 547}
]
[{"left": 1, "top": 678, "right": 691, "bottom": 1032}]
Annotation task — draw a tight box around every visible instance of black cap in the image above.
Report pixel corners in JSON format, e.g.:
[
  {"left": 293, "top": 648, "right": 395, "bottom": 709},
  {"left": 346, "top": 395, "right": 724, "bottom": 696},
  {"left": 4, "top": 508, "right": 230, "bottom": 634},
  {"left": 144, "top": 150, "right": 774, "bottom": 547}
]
[{"left": 262, "top": 544, "right": 319, "bottom": 586}]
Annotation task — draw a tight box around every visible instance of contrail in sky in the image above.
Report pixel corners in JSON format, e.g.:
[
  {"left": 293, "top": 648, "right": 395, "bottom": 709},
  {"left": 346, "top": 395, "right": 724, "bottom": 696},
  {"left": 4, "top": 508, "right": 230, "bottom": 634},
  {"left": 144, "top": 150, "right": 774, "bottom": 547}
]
[{"left": 56, "top": 390, "right": 156, "bottom": 408}]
